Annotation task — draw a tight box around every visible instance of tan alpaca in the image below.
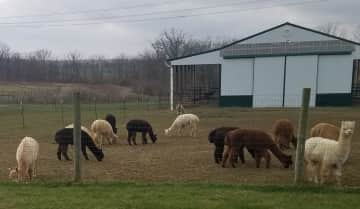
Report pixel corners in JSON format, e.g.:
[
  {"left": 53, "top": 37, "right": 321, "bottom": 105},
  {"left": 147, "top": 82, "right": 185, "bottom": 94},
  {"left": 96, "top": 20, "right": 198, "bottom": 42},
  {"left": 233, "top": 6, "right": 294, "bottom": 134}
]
[{"left": 310, "top": 123, "right": 340, "bottom": 140}]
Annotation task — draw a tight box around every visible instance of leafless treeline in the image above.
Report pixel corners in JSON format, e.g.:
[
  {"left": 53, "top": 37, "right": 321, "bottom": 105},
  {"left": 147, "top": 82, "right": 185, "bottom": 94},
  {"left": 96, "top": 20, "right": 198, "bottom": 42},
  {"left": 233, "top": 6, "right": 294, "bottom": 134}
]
[{"left": 0, "top": 29, "right": 231, "bottom": 96}]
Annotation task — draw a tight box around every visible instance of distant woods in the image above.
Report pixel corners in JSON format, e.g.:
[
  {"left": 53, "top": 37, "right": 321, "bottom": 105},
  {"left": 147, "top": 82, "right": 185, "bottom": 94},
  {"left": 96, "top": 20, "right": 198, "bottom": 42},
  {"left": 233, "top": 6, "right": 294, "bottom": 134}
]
[{"left": 0, "top": 28, "right": 232, "bottom": 96}]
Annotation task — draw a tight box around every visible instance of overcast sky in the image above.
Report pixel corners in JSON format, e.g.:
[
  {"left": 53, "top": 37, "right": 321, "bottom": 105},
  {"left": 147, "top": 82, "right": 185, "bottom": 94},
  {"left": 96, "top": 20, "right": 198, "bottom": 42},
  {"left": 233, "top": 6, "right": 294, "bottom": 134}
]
[{"left": 0, "top": 0, "right": 359, "bottom": 59}]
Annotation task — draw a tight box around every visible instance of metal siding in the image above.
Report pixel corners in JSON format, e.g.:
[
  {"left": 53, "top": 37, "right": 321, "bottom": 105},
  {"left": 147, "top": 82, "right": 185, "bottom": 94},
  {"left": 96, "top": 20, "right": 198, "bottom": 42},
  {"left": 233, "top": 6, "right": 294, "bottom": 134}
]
[
  {"left": 221, "top": 59, "right": 253, "bottom": 96},
  {"left": 242, "top": 25, "right": 336, "bottom": 44},
  {"left": 318, "top": 55, "right": 353, "bottom": 94},
  {"left": 171, "top": 51, "right": 221, "bottom": 65},
  {"left": 285, "top": 55, "right": 318, "bottom": 107},
  {"left": 253, "top": 57, "right": 285, "bottom": 107}
]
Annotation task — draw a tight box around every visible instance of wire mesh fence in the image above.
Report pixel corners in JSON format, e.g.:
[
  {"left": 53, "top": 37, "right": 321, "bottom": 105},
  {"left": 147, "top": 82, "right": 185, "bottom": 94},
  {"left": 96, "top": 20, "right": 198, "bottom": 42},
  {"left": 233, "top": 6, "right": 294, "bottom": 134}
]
[{"left": 0, "top": 91, "right": 359, "bottom": 186}]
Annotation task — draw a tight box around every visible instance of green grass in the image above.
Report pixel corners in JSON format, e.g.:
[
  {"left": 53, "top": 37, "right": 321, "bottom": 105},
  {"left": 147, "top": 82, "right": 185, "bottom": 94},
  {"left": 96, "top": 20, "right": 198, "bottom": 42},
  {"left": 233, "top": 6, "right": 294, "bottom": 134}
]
[{"left": 0, "top": 182, "right": 359, "bottom": 209}]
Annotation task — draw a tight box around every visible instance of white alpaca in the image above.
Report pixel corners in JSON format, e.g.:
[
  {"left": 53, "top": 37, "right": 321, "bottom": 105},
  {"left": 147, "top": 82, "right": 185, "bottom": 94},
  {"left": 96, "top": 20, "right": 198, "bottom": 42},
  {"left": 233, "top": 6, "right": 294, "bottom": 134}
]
[
  {"left": 164, "top": 113, "right": 200, "bottom": 137},
  {"left": 305, "top": 121, "right": 355, "bottom": 185},
  {"left": 91, "top": 119, "right": 118, "bottom": 149},
  {"left": 9, "top": 136, "right": 40, "bottom": 182}
]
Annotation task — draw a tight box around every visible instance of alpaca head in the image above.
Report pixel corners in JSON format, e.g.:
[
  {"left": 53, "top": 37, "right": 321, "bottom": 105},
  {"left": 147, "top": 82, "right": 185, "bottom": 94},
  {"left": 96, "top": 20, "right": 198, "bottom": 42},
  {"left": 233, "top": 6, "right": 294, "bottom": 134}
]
[
  {"left": 8, "top": 167, "right": 18, "bottom": 180},
  {"left": 282, "top": 155, "right": 293, "bottom": 168},
  {"left": 150, "top": 134, "right": 157, "bottom": 143},
  {"left": 341, "top": 121, "right": 355, "bottom": 138}
]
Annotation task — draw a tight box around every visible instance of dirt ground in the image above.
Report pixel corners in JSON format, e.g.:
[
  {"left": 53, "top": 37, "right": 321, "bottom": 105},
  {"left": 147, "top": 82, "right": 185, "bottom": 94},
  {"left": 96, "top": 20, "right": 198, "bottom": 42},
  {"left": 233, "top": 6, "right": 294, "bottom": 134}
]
[{"left": 0, "top": 105, "right": 359, "bottom": 186}]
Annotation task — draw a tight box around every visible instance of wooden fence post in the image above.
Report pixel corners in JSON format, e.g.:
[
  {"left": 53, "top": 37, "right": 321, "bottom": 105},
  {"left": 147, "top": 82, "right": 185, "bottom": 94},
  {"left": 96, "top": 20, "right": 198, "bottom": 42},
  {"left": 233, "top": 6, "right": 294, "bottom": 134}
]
[
  {"left": 73, "top": 92, "right": 82, "bottom": 182},
  {"left": 294, "top": 88, "right": 311, "bottom": 184}
]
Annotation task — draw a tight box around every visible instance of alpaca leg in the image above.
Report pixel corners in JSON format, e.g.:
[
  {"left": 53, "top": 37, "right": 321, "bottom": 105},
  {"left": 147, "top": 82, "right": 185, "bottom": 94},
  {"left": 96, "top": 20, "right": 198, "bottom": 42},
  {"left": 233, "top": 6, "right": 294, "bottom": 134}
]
[
  {"left": 230, "top": 148, "right": 238, "bottom": 168},
  {"left": 238, "top": 147, "right": 245, "bottom": 164},
  {"left": 28, "top": 168, "right": 33, "bottom": 181},
  {"left": 61, "top": 144, "right": 71, "bottom": 161},
  {"left": 306, "top": 162, "right": 316, "bottom": 182},
  {"left": 33, "top": 160, "right": 37, "bottom": 177},
  {"left": 265, "top": 151, "right": 271, "bottom": 168},
  {"left": 333, "top": 165, "right": 342, "bottom": 186},
  {"left": 127, "top": 131, "right": 132, "bottom": 145},
  {"left": 81, "top": 145, "right": 89, "bottom": 160},
  {"left": 221, "top": 145, "right": 230, "bottom": 168},
  {"left": 132, "top": 133, "right": 137, "bottom": 145},
  {"left": 57, "top": 145, "right": 62, "bottom": 160},
  {"left": 255, "top": 152, "right": 261, "bottom": 168},
  {"left": 320, "top": 165, "right": 330, "bottom": 185},
  {"left": 142, "top": 132, "right": 147, "bottom": 144},
  {"left": 214, "top": 146, "right": 221, "bottom": 164}
]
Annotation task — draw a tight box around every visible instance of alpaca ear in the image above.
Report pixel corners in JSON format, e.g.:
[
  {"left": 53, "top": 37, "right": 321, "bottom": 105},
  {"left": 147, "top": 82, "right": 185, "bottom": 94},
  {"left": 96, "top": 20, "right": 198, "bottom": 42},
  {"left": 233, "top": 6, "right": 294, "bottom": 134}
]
[{"left": 8, "top": 167, "right": 11, "bottom": 171}]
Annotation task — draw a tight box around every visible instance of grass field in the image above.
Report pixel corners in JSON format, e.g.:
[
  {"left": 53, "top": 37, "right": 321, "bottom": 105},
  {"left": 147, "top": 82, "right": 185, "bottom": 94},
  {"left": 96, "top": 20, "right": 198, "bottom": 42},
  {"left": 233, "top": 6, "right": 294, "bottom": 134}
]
[
  {"left": 1, "top": 182, "right": 360, "bottom": 209},
  {"left": 0, "top": 104, "right": 360, "bottom": 186}
]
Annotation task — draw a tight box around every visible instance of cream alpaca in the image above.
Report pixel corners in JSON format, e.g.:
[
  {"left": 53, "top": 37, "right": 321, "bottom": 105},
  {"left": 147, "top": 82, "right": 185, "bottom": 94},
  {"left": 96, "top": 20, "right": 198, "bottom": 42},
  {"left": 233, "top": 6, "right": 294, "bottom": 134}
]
[
  {"left": 91, "top": 119, "right": 118, "bottom": 149},
  {"left": 9, "top": 136, "right": 40, "bottom": 182},
  {"left": 165, "top": 113, "right": 200, "bottom": 137},
  {"left": 305, "top": 121, "right": 355, "bottom": 185}
]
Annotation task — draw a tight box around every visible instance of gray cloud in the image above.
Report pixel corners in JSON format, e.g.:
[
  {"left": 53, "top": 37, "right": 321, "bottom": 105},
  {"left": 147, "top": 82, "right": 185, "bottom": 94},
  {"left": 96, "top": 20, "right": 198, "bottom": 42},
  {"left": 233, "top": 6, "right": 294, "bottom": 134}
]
[{"left": 0, "top": 0, "right": 358, "bottom": 58}]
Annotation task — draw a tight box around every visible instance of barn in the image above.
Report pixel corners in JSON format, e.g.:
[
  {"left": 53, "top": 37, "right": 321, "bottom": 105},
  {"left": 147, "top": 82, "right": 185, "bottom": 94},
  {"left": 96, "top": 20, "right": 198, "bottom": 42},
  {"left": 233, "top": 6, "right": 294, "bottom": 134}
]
[{"left": 168, "top": 22, "right": 360, "bottom": 109}]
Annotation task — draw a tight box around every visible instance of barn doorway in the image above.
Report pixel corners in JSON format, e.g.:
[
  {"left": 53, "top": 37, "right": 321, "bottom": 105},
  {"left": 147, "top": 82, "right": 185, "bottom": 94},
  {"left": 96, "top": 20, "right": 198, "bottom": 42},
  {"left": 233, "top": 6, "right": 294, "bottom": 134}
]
[
  {"left": 173, "top": 64, "right": 220, "bottom": 105},
  {"left": 352, "top": 59, "right": 360, "bottom": 102}
]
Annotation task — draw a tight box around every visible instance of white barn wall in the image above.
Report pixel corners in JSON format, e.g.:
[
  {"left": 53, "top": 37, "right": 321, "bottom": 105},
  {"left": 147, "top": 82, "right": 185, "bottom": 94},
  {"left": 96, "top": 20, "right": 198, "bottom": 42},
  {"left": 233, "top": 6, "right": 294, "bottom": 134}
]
[
  {"left": 221, "top": 59, "right": 253, "bottom": 96},
  {"left": 285, "top": 55, "right": 318, "bottom": 107},
  {"left": 171, "top": 50, "right": 221, "bottom": 65},
  {"left": 317, "top": 55, "right": 353, "bottom": 94},
  {"left": 253, "top": 57, "right": 285, "bottom": 107},
  {"left": 242, "top": 25, "right": 336, "bottom": 44}
]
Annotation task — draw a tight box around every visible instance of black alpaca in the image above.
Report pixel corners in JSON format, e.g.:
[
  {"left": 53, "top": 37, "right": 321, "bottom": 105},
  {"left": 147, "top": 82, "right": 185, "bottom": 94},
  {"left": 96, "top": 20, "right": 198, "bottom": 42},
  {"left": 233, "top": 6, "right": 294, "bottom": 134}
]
[
  {"left": 105, "top": 113, "right": 117, "bottom": 134},
  {"left": 208, "top": 127, "right": 255, "bottom": 164},
  {"left": 55, "top": 128, "right": 104, "bottom": 161},
  {"left": 126, "top": 120, "right": 157, "bottom": 145}
]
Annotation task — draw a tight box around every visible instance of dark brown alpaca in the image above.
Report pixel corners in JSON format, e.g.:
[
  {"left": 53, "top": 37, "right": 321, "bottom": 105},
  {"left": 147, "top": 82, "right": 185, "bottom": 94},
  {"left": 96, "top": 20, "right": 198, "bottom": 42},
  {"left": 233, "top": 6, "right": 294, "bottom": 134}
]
[
  {"left": 273, "top": 119, "right": 297, "bottom": 150},
  {"left": 222, "top": 129, "right": 292, "bottom": 168}
]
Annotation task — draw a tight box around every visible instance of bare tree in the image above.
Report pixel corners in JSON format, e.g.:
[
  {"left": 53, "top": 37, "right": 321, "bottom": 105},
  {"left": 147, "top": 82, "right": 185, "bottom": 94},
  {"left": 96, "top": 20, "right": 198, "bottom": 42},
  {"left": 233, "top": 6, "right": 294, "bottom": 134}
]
[
  {"left": 67, "top": 52, "right": 81, "bottom": 82},
  {"left": 317, "top": 23, "right": 346, "bottom": 37},
  {"left": 354, "top": 25, "right": 360, "bottom": 42}
]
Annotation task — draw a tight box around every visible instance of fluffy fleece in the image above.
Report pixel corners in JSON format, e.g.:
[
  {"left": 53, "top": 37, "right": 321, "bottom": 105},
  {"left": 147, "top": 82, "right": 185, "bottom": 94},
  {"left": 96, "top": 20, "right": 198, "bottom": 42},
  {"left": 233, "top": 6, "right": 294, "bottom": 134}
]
[
  {"left": 91, "top": 119, "right": 118, "bottom": 149},
  {"left": 126, "top": 119, "right": 157, "bottom": 145},
  {"left": 222, "top": 129, "right": 292, "bottom": 169},
  {"left": 310, "top": 123, "right": 339, "bottom": 140},
  {"left": 272, "top": 119, "right": 297, "bottom": 150},
  {"left": 164, "top": 113, "right": 199, "bottom": 137},
  {"left": 305, "top": 121, "right": 355, "bottom": 185},
  {"left": 9, "top": 136, "right": 39, "bottom": 182}
]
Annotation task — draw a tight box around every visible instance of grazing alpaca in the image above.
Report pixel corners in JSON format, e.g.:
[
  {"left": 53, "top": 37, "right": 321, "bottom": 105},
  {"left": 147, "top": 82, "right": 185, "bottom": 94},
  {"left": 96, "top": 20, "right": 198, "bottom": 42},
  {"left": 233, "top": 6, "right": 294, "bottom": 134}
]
[
  {"left": 208, "top": 127, "right": 239, "bottom": 163},
  {"left": 105, "top": 113, "right": 117, "bottom": 134},
  {"left": 8, "top": 136, "right": 39, "bottom": 182},
  {"left": 305, "top": 121, "right": 355, "bottom": 185},
  {"left": 272, "top": 119, "right": 297, "bottom": 150},
  {"left": 55, "top": 127, "right": 104, "bottom": 161},
  {"left": 222, "top": 129, "right": 292, "bottom": 169},
  {"left": 176, "top": 103, "right": 185, "bottom": 115},
  {"left": 165, "top": 113, "right": 200, "bottom": 137},
  {"left": 310, "top": 123, "right": 339, "bottom": 140},
  {"left": 126, "top": 119, "right": 157, "bottom": 145},
  {"left": 208, "top": 127, "right": 258, "bottom": 164},
  {"left": 91, "top": 119, "right": 118, "bottom": 149}
]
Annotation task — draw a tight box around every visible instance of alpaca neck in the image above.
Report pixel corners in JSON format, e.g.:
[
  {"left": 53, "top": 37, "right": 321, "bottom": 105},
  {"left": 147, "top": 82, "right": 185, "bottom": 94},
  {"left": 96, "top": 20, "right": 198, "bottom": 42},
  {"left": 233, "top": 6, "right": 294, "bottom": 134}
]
[{"left": 336, "top": 134, "right": 352, "bottom": 159}]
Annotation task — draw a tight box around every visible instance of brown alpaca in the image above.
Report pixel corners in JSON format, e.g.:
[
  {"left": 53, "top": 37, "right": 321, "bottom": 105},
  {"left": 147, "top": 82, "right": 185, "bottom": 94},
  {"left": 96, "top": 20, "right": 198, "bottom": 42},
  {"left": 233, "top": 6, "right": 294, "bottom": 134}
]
[
  {"left": 273, "top": 119, "right": 297, "bottom": 150},
  {"left": 222, "top": 129, "right": 292, "bottom": 168},
  {"left": 310, "top": 123, "right": 339, "bottom": 140}
]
